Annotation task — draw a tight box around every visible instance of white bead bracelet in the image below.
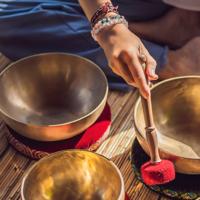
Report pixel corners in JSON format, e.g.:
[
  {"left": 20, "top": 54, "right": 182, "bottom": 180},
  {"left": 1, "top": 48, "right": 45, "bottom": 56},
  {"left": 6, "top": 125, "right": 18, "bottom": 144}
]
[{"left": 91, "top": 14, "right": 128, "bottom": 41}]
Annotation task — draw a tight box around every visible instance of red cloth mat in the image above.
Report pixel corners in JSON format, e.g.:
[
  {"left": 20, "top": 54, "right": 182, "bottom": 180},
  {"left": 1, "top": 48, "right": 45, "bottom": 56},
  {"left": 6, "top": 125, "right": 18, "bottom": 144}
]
[{"left": 6, "top": 104, "right": 111, "bottom": 159}]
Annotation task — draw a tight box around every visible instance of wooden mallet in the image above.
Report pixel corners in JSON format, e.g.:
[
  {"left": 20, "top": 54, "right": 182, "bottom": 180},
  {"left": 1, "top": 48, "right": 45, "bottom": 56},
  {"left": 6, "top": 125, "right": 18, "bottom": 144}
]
[{"left": 140, "top": 57, "right": 175, "bottom": 186}]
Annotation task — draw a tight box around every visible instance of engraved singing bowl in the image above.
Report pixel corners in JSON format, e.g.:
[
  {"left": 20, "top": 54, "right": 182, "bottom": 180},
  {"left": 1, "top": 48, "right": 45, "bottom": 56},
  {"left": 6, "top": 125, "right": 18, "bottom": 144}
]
[
  {"left": 134, "top": 76, "right": 200, "bottom": 174},
  {"left": 0, "top": 53, "right": 108, "bottom": 141},
  {"left": 21, "top": 150, "right": 125, "bottom": 200}
]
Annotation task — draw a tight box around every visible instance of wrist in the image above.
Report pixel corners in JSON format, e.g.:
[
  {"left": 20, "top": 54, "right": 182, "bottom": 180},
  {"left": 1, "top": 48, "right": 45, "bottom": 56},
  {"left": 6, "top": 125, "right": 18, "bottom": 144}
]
[{"left": 95, "top": 23, "right": 129, "bottom": 46}]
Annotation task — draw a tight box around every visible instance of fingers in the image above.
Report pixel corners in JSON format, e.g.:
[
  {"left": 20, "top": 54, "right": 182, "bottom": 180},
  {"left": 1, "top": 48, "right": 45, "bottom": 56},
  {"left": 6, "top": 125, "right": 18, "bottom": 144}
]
[
  {"left": 110, "top": 56, "right": 137, "bottom": 87},
  {"left": 108, "top": 44, "right": 157, "bottom": 98},
  {"left": 140, "top": 44, "right": 158, "bottom": 81},
  {"left": 119, "top": 50, "right": 150, "bottom": 98}
]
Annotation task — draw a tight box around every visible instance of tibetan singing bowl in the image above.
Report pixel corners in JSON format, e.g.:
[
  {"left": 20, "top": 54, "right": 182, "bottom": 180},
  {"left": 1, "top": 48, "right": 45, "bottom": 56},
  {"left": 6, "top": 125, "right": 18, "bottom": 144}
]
[
  {"left": 21, "top": 150, "right": 125, "bottom": 200},
  {"left": 0, "top": 53, "right": 108, "bottom": 141},
  {"left": 134, "top": 76, "right": 200, "bottom": 174}
]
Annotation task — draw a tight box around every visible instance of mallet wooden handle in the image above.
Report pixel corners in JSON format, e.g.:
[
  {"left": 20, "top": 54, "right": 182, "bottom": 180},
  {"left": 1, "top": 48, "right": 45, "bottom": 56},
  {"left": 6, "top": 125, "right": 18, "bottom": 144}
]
[{"left": 141, "top": 73, "right": 161, "bottom": 163}]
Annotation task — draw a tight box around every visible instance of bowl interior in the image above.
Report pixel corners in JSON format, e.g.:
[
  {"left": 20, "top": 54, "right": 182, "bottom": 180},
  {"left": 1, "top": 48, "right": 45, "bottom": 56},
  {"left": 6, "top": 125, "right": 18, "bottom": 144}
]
[
  {"left": 135, "top": 77, "right": 200, "bottom": 159},
  {"left": 0, "top": 53, "right": 107, "bottom": 125},
  {"left": 22, "top": 151, "right": 122, "bottom": 200}
]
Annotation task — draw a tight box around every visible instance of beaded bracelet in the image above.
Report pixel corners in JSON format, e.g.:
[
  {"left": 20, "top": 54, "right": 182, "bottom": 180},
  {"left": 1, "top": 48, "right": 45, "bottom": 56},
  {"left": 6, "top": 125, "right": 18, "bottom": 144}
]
[
  {"left": 91, "top": 14, "right": 128, "bottom": 41},
  {"left": 91, "top": 2, "right": 119, "bottom": 28}
]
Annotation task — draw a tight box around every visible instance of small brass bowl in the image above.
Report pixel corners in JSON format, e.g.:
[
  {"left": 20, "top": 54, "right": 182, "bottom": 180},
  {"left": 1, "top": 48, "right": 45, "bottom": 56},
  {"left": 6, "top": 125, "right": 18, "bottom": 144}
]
[
  {"left": 134, "top": 76, "right": 200, "bottom": 174},
  {"left": 21, "top": 150, "right": 125, "bottom": 200},
  {"left": 0, "top": 53, "right": 108, "bottom": 141}
]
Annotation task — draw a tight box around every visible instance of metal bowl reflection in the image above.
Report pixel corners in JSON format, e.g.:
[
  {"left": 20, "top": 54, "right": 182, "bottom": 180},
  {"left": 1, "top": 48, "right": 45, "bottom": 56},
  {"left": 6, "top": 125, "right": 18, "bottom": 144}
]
[
  {"left": 21, "top": 150, "right": 125, "bottom": 200},
  {"left": 134, "top": 76, "right": 200, "bottom": 174},
  {"left": 0, "top": 53, "right": 108, "bottom": 141}
]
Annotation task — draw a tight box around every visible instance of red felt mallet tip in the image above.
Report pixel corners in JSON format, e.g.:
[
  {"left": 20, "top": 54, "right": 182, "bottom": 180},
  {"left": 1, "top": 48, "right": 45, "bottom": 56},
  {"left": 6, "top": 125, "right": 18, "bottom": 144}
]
[{"left": 141, "top": 160, "right": 175, "bottom": 186}]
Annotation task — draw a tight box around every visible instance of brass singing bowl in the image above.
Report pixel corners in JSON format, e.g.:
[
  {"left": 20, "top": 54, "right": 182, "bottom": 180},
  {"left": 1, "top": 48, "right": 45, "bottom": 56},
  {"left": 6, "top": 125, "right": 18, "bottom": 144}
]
[
  {"left": 0, "top": 53, "right": 108, "bottom": 141},
  {"left": 21, "top": 150, "right": 125, "bottom": 200},
  {"left": 134, "top": 76, "right": 200, "bottom": 174}
]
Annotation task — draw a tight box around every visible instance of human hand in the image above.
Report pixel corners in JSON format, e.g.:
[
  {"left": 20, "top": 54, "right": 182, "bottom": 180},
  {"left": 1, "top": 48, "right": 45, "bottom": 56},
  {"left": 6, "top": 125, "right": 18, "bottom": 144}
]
[{"left": 96, "top": 23, "right": 158, "bottom": 98}]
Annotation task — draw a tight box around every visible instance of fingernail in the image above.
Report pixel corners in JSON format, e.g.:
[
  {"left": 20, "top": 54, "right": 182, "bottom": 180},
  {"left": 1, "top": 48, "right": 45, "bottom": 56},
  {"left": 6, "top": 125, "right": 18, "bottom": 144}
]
[
  {"left": 145, "top": 90, "right": 150, "bottom": 98},
  {"left": 141, "top": 88, "right": 150, "bottom": 99},
  {"left": 150, "top": 74, "right": 159, "bottom": 80},
  {"left": 149, "top": 67, "right": 156, "bottom": 76}
]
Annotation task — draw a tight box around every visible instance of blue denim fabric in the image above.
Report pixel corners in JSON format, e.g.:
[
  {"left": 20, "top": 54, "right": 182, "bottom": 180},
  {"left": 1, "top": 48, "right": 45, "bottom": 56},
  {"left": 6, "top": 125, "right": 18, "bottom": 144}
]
[{"left": 0, "top": 0, "right": 169, "bottom": 91}]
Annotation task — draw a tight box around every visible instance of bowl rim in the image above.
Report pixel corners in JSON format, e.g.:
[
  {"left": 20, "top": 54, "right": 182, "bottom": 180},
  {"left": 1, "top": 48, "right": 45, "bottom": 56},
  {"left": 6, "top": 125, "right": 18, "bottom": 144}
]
[
  {"left": 0, "top": 52, "right": 109, "bottom": 127},
  {"left": 21, "top": 149, "right": 125, "bottom": 200},
  {"left": 133, "top": 75, "right": 200, "bottom": 160}
]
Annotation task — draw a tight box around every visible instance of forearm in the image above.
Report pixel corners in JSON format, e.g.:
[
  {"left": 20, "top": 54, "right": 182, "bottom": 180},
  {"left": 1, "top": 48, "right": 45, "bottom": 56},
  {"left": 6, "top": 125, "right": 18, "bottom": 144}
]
[
  {"left": 78, "top": 0, "right": 111, "bottom": 20},
  {"left": 79, "top": 1, "right": 156, "bottom": 98}
]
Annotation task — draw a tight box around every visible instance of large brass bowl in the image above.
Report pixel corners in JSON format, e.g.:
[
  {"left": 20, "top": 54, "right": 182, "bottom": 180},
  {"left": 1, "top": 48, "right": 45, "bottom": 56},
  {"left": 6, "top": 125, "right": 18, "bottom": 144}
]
[
  {"left": 134, "top": 76, "right": 200, "bottom": 174},
  {"left": 0, "top": 53, "right": 108, "bottom": 141},
  {"left": 21, "top": 150, "right": 125, "bottom": 200}
]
